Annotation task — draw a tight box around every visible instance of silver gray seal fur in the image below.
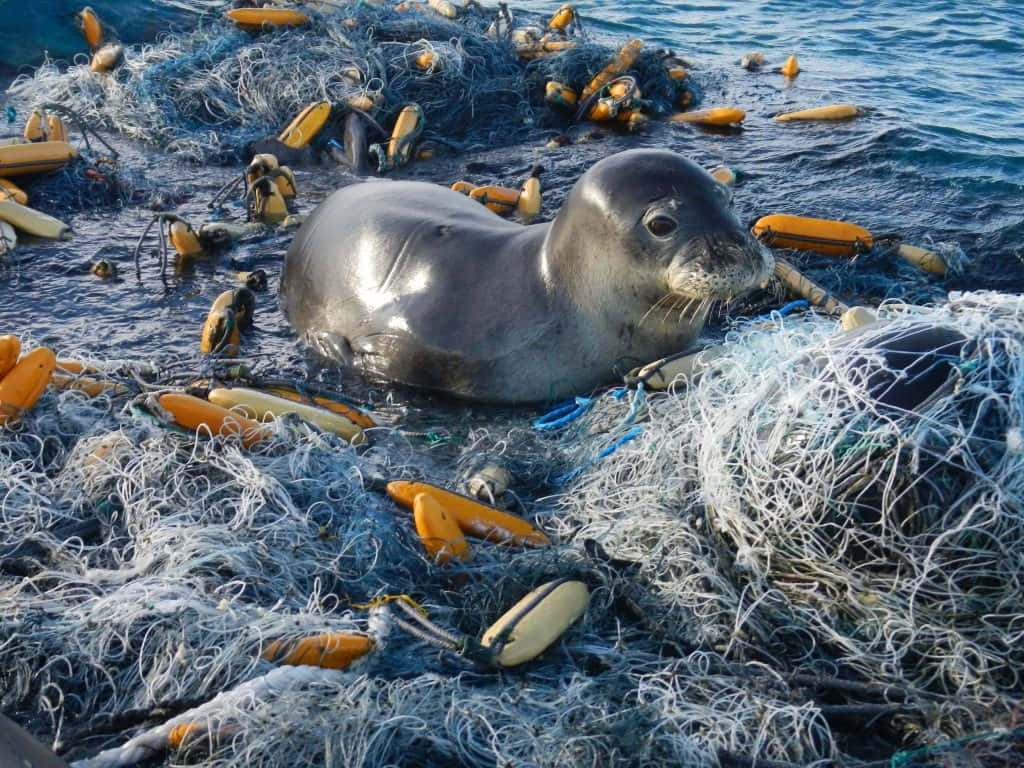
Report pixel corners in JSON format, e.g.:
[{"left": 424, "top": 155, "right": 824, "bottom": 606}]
[{"left": 281, "top": 148, "right": 773, "bottom": 402}]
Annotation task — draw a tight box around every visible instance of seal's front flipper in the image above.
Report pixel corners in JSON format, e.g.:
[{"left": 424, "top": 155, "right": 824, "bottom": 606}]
[
  {"left": 308, "top": 331, "right": 356, "bottom": 367},
  {"left": 351, "top": 332, "right": 472, "bottom": 396},
  {"left": 0, "top": 713, "right": 69, "bottom": 768}
]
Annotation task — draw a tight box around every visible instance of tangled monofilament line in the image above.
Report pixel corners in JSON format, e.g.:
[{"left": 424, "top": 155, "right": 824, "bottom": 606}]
[
  {"left": 6, "top": 5, "right": 687, "bottom": 163},
  {"left": 553, "top": 291, "right": 1024, "bottom": 739},
  {"left": 1, "top": 293, "right": 1020, "bottom": 767}
]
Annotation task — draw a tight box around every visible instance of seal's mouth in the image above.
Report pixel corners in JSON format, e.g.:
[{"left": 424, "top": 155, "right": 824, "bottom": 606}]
[{"left": 666, "top": 233, "right": 774, "bottom": 301}]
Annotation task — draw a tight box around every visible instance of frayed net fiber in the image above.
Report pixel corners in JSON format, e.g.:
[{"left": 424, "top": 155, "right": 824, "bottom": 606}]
[{"left": 2, "top": 291, "right": 1022, "bottom": 767}]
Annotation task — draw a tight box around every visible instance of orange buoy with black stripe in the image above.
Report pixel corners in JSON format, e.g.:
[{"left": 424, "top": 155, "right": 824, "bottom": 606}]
[
  {"left": 263, "top": 386, "right": 376, "bottom": 428},
  {"left": 263, "top": 633, "right": 375, "bottom": 669},
  {"left": 156, "top": 392, "right": 271, "bottom": 447},
  {"left": 669, "top": 107, "right": 745, "bottom": 126},
  {"left": 0, "top": 346, "right": 56, "bottom": 426},
  {"left": 345, "top": 91, "right": 382, "bottom": 112},
  {"left": 387, "top": 480, "right": 550, "bottom": 547},
  {"left": 776, "top": 104, "right": 861, "bottom": 122},
  {"left": 51, "top": 372, "right": 127, "bottom": 397},
  {"left": 581, "top": 39, "right": 643, "bottom": 101},
  {"left": 587, "top": 79, "right": 639, "bottom": 122},
  {"left": 456, "top": 167, "right": 542, "bottom": 222},
  {"left": 55, "top": 359, "right": 99, "bottom": 375},
  {"left": 413, "top": 492, "right": 472, "bottom": 564},
  {"left": 0, "top": 140, "right": 77, "bottom": 177},
  {"left": 0, "top": 178, "right": 28, "bottom": 205},
  {"left": 616, "top": 109, "right": 648, "bottom": 131},
  {"left": 753, "top": 214, "right": 874, "bottom": 257},
  {"left": 469, "top": 184, "right": 520, "bottom": 215},
  {"left": 0, "top": 335, "right": 20, "bottom": 379}
]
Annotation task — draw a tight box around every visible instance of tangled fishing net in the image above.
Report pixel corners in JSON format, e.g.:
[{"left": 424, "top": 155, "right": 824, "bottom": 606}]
[
  {"left": 2, "top": 290, "right": 1022, "bottom": 767},
  {"left": 5, "top": 3, "right": 689, "bottom": 163}
]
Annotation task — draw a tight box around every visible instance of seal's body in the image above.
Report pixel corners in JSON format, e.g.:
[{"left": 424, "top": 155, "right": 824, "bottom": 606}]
[
  {"left": 0, "top": 714, "right": 68, "bottom": 768},
  {"left": 281, "top": 149, "right": 773, "bottom": 402}
]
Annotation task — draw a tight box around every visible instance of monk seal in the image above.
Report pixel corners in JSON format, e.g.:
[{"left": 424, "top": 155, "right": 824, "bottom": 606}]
[
  {"left": 0, "top": 713, "right": 69, "bottom": 768},
  {"left": 280, "top": 148, "right": 774, "bottom": 402}
]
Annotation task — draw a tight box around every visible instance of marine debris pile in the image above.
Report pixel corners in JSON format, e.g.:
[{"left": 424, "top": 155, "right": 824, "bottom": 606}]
[
  {"left": 2, "top": 292, "right": 1023, "bottom": 767},
  {"left": 5, "top": 2, "right": 694, "bottom": 163}
]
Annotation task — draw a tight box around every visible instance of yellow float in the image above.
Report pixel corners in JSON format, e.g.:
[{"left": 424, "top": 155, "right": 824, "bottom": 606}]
[
  {"left": 0, "top": 200, "right": 71, "bottom": 240},
  {"left": 481, "top": 579, "right": 590, "bottom": 666},
  {"left": 0, "top": 141, "right": 78, "bottom": 177},
  {"left": 776, "top": 104, "right": 861, "bottom": 122},
  {"left": 387, "top": 480, "right": 549, "bottom": 546},
  {"left": 278, "top": 100, "right": 331, "bottom": 149},
  {"left": 413, "top": 492, "right": 472, "bottom": 564},
  {"left": 753, "top": 213, "right": 873, "bottom": 257},
  {"left": 225, "top": 8, "right": 310, "bottom": 29},
  {"left": 156, "top": 392, "right": 271, "bottom": 447},
  {"left": 669, "top": 108, "right": 745, "bottom": 127},
  {"left": 206, "top": 387, "right": 365, "bottom": 444},
  {"left": 0, "top": 347, "right": 56, "bottom": 426}
]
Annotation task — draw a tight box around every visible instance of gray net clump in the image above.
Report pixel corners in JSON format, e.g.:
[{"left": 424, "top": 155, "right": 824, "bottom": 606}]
[
  {"left": 3, "top": 291, "right": 1021, "bottom": 767},
  {"left": 5, "top": 5, "right": 687, "bottom": 162},
  {"left": 552, "top": 290, "right": 1024, "bottom": 742}
]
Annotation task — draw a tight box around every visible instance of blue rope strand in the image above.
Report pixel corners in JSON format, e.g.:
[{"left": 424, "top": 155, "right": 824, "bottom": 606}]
[{"left": 533, "top": 396, "right": 593, "bottom": 430}]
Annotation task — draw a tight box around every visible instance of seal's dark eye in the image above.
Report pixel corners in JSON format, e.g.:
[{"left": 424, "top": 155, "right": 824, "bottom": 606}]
[{"left": 646, "top": 215, "right": 677, "bottom": 238}]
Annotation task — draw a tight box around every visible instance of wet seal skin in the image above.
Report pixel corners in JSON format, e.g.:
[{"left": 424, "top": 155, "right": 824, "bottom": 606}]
[{"left": 281, "top": 148, "right": 773, "bottom": 402}]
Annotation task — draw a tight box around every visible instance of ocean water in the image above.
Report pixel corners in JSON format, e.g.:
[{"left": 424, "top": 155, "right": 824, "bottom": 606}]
[{"left": 2, "top": 1, "right": 1024, "bottom": 764}]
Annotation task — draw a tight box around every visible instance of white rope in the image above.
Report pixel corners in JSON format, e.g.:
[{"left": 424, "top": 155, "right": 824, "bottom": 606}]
[{"left": 71, "top": 666, "right": 348, "bottom": 768}]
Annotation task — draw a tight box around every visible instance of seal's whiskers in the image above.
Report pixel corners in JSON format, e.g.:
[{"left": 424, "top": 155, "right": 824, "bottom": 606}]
[{"left": 640, "top": 291, "right": 683, "bottom": 327}]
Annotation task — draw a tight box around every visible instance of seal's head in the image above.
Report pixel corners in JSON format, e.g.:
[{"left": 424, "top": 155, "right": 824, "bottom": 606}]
[{"left": 546, "top": 148, "right": 773, "bottom": 321}]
